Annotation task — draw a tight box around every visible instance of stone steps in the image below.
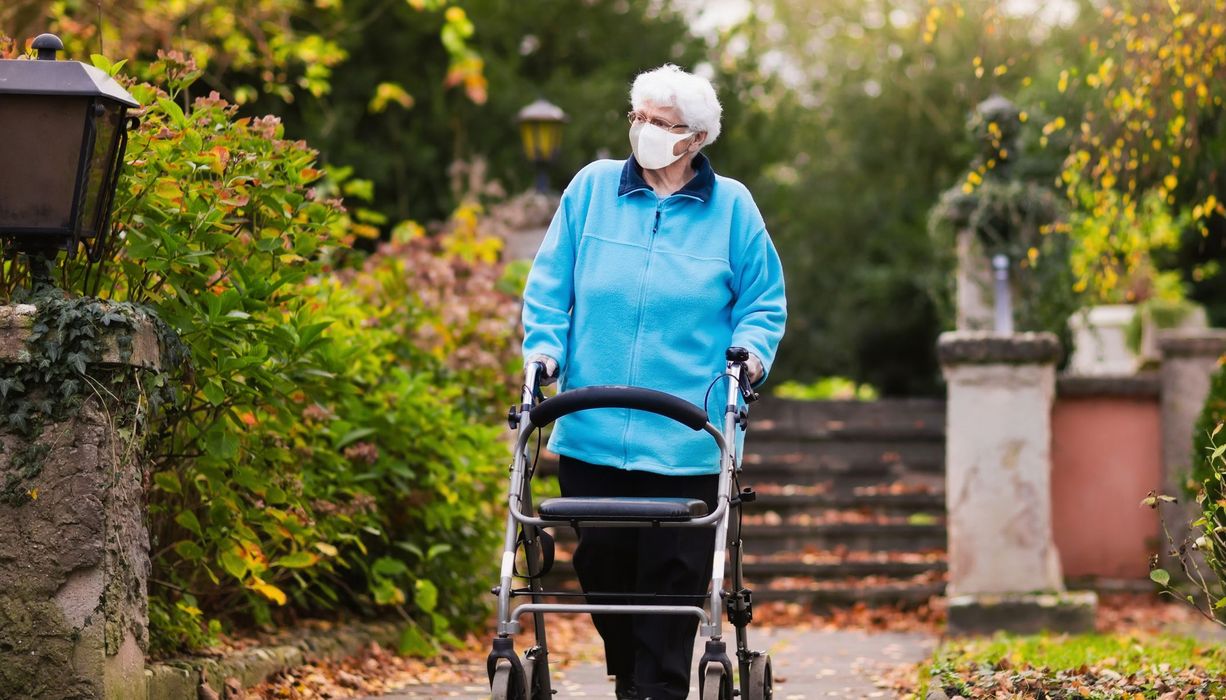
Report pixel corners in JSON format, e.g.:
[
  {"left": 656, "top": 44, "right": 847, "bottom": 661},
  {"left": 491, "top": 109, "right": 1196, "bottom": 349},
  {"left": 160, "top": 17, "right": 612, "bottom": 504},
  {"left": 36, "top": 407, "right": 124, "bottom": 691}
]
[
  {"left": 750, "top": 489, "right": 945, "bottom": 513},
  {"left": 751, "top": 580, "right": 947, "bottom": 607},
  {"left": 544, "top": 555, "right": 944, "bottom": 580},
  {"left": 740, "top": 398, "right": 947, "bottom": 605},
  {"left": 748, "top": 398, "right": 946, "bottom": 441},
  {"left": 547, "top": 521, "right": 947, "bottom": 554},
  {"left": 527, "top": 398, "right": 949, "bottom": 608}
]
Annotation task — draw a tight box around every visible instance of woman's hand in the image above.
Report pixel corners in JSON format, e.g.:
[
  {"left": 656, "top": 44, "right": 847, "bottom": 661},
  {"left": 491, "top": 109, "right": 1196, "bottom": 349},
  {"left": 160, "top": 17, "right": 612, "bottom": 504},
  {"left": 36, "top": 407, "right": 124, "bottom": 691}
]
[
  {"left": 746, "top": 353, "right": 764, "bottom": 384},
  {"left": 525, "top": 354, "right": 560, "bottom": 386}
]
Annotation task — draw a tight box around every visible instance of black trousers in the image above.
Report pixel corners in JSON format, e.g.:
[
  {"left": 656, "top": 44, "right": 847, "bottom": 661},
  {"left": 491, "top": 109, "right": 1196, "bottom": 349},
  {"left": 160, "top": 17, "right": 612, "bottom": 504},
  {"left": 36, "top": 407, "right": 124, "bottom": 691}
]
[{"left": 558, "top": 455, "right": 719, "bottom": 700}]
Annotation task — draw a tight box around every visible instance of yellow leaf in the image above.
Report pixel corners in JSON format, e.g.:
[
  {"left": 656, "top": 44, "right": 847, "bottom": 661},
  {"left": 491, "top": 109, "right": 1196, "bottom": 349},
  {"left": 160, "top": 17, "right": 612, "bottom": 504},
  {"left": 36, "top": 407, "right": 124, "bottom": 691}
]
[
  {"left": 352, "top": 224, "right": 381, "bottom": 239},
  {"left": 153, "top": 178, "right": 183, "bottom": 200},
  {"left": 250, "top": 579, "right": 288, "bottom": 606},
  {"left": 1164, "top": 174, "right": 1178, "bottom": 191},
  {"left": 369, "top": 82, "right": 415, "bottom": 113},
  {"left": 314, "top": 542, "right": 339, "bottom": 557}
]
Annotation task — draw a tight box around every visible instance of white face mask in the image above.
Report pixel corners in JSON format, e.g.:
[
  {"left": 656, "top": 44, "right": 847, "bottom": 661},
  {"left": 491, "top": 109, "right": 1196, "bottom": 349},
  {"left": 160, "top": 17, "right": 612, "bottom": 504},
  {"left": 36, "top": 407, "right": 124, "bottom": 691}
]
[{"left": 630, "top": 122, "right": 694, "bottom": 170}]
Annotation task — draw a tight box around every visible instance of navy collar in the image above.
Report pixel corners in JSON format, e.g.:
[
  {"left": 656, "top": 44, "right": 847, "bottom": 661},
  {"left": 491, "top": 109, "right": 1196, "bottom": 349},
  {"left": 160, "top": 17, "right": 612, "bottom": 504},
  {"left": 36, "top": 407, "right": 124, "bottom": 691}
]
[{"left": 618, "top": 152, "right": 715, "bottom": 202}]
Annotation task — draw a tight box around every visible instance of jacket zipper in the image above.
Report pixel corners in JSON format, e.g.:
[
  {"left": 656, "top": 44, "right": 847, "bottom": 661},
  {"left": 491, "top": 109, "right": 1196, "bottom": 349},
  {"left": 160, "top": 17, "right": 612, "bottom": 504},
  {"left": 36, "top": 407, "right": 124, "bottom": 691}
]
[{"left": 621, "top": 199, "right": 663, "bottom": 467}]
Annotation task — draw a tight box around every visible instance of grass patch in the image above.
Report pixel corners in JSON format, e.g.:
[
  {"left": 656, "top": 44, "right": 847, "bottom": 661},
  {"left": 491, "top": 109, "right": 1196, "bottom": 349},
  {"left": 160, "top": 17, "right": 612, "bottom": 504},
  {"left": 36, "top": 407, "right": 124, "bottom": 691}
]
[
  {"left": 917, "top": 632, "right": 1226, "bottom": 698},
  {"left": 944, "top": 632, "right": 1226, "bottom": 674}
]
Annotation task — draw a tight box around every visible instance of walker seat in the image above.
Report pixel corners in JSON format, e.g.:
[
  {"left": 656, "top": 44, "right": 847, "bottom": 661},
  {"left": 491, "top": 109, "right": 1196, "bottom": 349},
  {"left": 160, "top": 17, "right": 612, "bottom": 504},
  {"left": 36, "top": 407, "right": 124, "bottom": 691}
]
[{"left": 537, "top": 496, "right": 707, "bottom": 522}]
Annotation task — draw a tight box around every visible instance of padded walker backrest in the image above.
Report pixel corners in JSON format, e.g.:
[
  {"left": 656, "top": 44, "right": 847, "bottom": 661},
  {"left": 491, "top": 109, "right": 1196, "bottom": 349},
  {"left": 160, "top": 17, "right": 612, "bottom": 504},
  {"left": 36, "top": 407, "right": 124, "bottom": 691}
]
[{"left": 528, "top": 385, "right": 709, "bottom": 431}]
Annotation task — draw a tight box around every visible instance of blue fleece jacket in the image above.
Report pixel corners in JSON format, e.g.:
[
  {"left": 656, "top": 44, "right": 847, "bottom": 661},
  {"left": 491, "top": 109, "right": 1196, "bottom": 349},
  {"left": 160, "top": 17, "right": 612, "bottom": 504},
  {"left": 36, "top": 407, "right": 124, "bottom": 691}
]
[{"left": 521, "top": 154, "right": 787, "bottom": 475}]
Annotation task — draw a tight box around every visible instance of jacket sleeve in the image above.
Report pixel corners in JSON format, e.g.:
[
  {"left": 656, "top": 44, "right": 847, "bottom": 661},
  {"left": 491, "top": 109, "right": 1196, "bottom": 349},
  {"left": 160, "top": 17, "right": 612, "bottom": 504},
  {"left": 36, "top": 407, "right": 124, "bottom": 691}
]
[
  {"left": 730, "top": 227, "right": 787, "bottom": 386},
  {"left": 521, "top": 191, "right": 578, "bottom": 373}
]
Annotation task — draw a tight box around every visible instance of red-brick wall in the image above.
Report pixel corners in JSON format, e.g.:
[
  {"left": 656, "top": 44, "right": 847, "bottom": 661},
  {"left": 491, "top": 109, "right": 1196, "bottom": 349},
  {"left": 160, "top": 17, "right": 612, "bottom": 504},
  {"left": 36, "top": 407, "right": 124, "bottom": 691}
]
[{"left": 1051, "top": 386, "right": 1162, "bottom": 580}]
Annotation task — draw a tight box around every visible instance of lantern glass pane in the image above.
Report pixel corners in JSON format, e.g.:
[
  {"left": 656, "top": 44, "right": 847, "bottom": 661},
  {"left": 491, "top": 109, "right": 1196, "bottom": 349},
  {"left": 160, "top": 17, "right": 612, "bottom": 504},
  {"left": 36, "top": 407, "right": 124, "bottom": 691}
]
[
  {"left": 538, "top": 122, "right": 561, "bottom": 162},
  {"left": 78, "top": 100, "right": 124, "bottom": 240},
  {"left": 519, "top": 121, "right": 541, "bottom": 162},
  {"left": 0, "top": 95, "right": 86, "bottom": 234}
]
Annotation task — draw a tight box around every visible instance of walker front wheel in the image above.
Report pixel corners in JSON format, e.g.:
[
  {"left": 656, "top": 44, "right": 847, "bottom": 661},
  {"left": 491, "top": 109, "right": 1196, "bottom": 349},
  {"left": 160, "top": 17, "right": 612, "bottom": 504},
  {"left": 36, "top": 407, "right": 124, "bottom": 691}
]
[
  {"left": 700, "top": 664, "right": 731, "bottom": 700},
  {"left": 747, "top": 653, "right": 773, "bottom": 700}
]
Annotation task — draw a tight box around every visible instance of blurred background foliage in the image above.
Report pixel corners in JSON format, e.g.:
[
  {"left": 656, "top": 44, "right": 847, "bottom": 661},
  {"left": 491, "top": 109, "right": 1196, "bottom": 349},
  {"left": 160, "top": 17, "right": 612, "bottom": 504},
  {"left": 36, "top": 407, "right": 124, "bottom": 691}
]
[
  {"left": 4, "top": 0, "right": 1226, "bottom": 648},
  {"left": 5, "top": 0, "right": 1225, "bottom": 396}
]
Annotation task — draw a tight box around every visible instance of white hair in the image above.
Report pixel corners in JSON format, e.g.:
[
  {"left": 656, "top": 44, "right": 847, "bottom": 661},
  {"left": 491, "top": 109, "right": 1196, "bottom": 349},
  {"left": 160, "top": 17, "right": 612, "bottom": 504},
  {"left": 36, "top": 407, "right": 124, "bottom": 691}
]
[{"left": 630, "top": 64, "right": 723, "bottom": 145}]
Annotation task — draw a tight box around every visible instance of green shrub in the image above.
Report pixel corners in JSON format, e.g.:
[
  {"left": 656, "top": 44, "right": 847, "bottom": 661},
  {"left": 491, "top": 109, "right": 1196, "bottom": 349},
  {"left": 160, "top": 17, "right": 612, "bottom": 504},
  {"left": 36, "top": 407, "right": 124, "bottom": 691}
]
[
  {"left": 773, "top": 377, "right": 879, "bottom": 401},
  {"left": 37, "top": 54, "right": 517, "bottom": 654}
]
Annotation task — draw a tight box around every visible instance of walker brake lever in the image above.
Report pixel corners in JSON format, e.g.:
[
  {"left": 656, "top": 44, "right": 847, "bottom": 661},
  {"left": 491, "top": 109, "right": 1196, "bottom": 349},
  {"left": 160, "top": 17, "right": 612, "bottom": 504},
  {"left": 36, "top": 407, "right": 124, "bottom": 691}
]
[
  {"left": 726, "top": 346, "right": 760, "bottom": 404},
  {"left": 738, "top": 366, "right": 760, "bottom": 404}
]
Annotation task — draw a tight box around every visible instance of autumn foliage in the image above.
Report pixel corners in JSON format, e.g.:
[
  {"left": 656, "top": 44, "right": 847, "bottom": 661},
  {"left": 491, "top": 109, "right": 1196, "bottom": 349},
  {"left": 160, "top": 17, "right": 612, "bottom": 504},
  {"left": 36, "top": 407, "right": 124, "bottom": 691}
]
[{"left": 42, "top": 54, "right": 521, "bottom": 654}]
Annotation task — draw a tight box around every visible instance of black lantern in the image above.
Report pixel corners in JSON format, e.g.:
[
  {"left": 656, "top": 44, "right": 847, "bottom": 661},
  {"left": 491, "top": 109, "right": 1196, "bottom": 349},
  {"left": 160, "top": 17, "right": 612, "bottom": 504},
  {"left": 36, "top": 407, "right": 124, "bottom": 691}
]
[
  {"left": 516, "top": 98, "right": 568, "bottom": 193},
  {"left": 0, "top": 33, "right": 140, "bottom": 262}
]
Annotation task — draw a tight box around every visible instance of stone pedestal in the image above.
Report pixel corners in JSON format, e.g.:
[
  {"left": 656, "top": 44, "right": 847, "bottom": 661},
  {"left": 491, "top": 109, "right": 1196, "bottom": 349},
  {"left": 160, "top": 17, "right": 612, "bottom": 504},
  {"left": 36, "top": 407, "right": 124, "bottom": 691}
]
[
  {"left": 1157, "top": 329, "right": 1226, "bottom": 570},
  {"left": 0, "top": 301, "right": 166, "bottom": 699},
  {"left": 488, "top": 189, "right": 561, "bottom": 262},
  {"left": 955, "top": 229, "right": 994, "bottom": 331},
  {"left": 939, "top": 331, "right": 1096, "bottom": 634},
  {"left": 1067, "top": 305, "right": 1139, "bottom": 375}
]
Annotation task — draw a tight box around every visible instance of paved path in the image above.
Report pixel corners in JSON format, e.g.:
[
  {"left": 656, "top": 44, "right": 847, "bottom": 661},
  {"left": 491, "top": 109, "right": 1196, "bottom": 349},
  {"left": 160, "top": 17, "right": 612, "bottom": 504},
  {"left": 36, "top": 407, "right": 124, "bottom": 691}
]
[{"left": 364, "top": 627, "right": 935, "bottom": 698}]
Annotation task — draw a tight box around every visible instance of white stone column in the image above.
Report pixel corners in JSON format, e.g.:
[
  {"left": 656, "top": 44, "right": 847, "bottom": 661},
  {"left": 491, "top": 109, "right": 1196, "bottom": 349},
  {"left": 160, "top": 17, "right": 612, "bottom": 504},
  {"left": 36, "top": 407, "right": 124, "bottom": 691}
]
[
  {"left": 1157, "top": 329, "right": 1226, "bottom": 570},
  {"left": 1158, "top": 329, "right": 1226, "bottom": 495},
  {"left": 939, "top": 331, "right": 1095, "bottom": 634},
  {"left": 955, "top": 229, "right": 994, "bottom": 331}
]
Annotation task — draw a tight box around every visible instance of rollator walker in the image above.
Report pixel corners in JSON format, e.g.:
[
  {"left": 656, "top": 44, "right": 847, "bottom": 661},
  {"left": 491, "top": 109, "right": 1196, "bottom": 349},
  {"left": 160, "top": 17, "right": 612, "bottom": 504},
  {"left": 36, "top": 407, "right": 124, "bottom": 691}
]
[{"left": 488, "top": 347, "right": 773, "bottom": 700}]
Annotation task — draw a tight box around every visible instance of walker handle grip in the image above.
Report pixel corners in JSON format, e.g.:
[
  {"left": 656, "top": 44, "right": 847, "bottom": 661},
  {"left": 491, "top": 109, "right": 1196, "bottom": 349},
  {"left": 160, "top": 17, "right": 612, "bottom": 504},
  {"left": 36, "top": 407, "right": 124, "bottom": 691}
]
[{"left": 528, "top": 386, "right": 709, "bottom": 431}]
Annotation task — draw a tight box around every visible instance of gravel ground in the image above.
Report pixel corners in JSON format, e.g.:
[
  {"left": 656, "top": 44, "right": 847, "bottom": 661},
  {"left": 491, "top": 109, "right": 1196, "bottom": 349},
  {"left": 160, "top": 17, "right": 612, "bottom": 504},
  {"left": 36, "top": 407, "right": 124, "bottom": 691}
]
[{"left": 361, "top": 626, "right": 936, "bottom": 698}]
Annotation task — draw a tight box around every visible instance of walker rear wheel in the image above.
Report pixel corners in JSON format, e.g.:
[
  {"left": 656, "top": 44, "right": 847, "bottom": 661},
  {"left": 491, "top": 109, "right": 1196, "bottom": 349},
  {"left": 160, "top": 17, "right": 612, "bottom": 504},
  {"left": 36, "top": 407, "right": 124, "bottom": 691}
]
[
  {"left": 522, "top": 654, "right": 549, "bottom": 700},
  {"left": 700, "top": 664, "right": 731, "bottom": 700},
  {"left": 747, "top": 653, "right": 773, "bottom": 700},
  {"left": 490, "top": 659, "right": 526, "bottom": 700}
]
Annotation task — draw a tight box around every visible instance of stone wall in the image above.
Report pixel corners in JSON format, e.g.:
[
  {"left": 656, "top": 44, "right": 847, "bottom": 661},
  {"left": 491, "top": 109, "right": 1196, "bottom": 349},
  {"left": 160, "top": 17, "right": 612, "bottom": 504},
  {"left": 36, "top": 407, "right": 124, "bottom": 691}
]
[{"left": 0, "top": 301, "right": 166, "bottom": 700}]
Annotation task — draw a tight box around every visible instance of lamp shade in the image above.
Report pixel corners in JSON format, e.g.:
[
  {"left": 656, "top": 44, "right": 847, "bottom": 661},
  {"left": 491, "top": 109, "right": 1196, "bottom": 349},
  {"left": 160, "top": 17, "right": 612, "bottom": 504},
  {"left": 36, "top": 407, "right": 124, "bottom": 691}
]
[
  {"left": 0, "top": 34, "right": 140, "bottom": 259},
  {"left": 516, "top": 98, "right": 568, "bottom": 164}
]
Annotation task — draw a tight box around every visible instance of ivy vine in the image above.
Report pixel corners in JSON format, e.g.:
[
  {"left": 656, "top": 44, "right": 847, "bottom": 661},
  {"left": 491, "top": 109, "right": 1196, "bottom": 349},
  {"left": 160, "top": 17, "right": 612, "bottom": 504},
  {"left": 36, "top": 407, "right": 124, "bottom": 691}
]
[{"left": 0, "top": 281, "right": 185, "bottom": 507}]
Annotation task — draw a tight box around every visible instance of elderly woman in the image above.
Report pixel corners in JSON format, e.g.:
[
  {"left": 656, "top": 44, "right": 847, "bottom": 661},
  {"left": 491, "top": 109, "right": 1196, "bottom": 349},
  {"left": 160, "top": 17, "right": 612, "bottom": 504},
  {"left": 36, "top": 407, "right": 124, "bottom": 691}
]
[{"left": 521, "top": 64, "right": 786, "bottom": 700}]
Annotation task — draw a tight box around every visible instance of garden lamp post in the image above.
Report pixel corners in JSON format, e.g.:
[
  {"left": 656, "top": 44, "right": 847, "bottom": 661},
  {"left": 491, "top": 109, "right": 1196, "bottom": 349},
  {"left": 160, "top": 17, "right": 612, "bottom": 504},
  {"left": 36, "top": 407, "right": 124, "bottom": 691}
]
[
  {"left": 516, "top": 98, "right": 567, "bottom": 193},
  {"left": 0, "top": 33, "right": 140, "bottom": 277}
]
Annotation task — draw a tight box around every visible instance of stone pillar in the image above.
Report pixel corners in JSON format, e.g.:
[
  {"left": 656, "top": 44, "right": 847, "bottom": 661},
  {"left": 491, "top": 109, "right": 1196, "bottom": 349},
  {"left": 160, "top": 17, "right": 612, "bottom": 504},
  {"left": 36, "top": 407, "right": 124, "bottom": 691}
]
[
  {"left": 1157, "top": 329, "right": 1226, "bottom": 564},
  {"left": 0, "top": 301, "right": 166, "bottom": 699},
  {"left": 939, "top": 331, "right": 1096, "bottom": 634},
  {"left": 955, "top": 229, "right": 994, "bottom": 331},
  {"left": 488, "top": 190, "right": 561, "bottom": 262}
]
